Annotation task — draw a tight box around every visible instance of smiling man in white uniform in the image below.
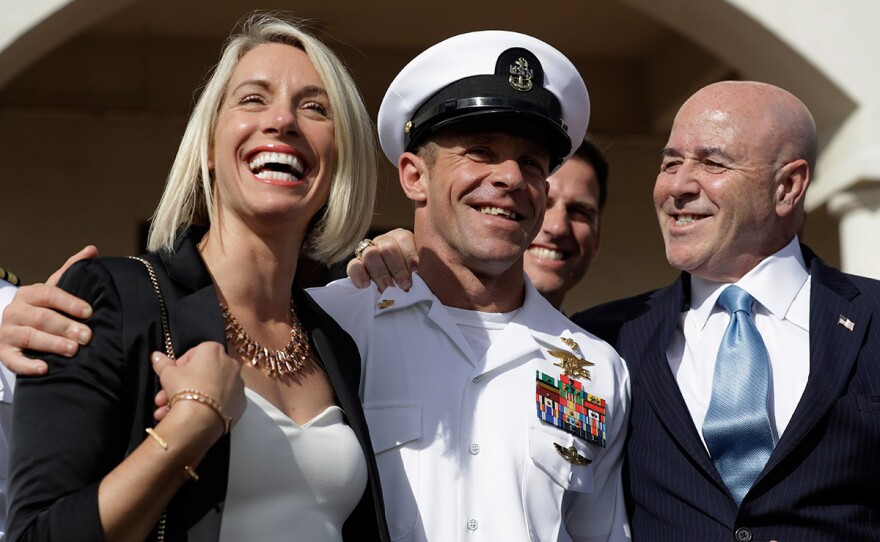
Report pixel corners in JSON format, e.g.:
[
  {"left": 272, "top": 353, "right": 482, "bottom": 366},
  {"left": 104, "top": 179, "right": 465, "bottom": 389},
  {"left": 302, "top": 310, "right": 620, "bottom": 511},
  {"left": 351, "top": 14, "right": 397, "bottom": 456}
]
[{"left": 310, "top": 31, "right": 630, "bottom": 542}]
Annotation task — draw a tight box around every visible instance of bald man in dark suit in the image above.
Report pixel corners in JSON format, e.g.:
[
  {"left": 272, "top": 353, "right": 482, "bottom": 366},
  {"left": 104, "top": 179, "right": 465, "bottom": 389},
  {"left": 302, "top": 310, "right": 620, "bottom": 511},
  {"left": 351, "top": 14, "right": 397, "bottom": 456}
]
[{"left": 573, "top": 81, "right": 880, "bottom": 541}]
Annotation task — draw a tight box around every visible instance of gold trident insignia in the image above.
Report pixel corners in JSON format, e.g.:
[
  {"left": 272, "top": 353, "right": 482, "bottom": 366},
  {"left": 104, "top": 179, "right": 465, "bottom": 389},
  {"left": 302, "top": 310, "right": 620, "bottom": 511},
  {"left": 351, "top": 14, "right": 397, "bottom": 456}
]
[
  {"left": 560, "top": 337, "right": 580, "bottom": 352},
  {"left": 549, "top": 350, "right": 594, "bottom": 380},
  {"left": 553, "top": 443, "right": 591, "bottom": 465}
]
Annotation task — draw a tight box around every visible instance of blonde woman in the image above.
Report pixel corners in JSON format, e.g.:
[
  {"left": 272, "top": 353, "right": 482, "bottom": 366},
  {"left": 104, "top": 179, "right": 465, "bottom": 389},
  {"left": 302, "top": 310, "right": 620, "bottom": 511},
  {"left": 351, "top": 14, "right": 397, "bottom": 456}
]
[{"left": 6, "top": 12, "right": 389, "bottom": 542}]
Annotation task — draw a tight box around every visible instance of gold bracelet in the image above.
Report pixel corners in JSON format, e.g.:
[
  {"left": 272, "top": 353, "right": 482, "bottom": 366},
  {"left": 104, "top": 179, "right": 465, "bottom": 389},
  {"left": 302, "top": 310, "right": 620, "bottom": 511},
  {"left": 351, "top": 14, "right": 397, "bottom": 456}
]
[
  {"left": 145, "top": 427, "right": 169, "bottom": 450},
  {"left": 184, "top": 465, "right": 200, "bottom": 482},
  {"left": 146, "top": 428, "right": 200, "bottom": 482},
  {"left": 169, "top": 388, "right": 233, "bottom": 435}
]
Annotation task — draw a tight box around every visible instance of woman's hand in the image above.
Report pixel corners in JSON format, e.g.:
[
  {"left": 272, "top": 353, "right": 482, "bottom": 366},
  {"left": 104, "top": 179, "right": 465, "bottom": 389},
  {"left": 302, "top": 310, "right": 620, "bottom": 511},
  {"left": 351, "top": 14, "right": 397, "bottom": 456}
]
[
  {"left": 151, "top": 342, "right": 246, "bottom": 433},
  {"left": 97, "top": 342, "right": 244, "bottom": 542}
]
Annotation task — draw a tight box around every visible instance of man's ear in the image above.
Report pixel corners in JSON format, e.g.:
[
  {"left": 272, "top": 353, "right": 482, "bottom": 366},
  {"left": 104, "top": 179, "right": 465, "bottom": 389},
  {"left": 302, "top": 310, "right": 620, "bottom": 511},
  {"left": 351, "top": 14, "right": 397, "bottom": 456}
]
[
  {"left": 775, "top": 158, "right": 810, "bottom": 217},
  {"left": 399, "top": 151, "right": 429, "bottom": 203}
]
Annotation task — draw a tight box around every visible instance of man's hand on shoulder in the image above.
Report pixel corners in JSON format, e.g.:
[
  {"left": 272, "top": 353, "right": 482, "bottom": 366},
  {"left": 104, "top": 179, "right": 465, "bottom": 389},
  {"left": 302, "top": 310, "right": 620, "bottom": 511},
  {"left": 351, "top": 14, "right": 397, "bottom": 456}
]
[
  {"left": 346, "top": 228, "right": 419, "bottom": 292},
  {"left": 0, "top": 246, "right": 98, "bottom": 375}
]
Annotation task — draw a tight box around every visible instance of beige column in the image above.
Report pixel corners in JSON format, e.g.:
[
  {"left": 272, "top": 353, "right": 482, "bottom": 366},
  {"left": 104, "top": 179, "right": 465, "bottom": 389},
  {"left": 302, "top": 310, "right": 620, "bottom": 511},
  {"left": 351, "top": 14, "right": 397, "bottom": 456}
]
[{"left": 827, "top": 185, "right": 880, "bottom": 280}]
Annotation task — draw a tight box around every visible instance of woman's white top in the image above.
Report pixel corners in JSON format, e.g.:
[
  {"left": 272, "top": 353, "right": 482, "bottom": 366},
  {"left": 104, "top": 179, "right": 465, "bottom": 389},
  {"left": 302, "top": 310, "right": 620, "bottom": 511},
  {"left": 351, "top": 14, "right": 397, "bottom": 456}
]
[{"left": 218, "top": 388, "right": 368, "bottom": 541}]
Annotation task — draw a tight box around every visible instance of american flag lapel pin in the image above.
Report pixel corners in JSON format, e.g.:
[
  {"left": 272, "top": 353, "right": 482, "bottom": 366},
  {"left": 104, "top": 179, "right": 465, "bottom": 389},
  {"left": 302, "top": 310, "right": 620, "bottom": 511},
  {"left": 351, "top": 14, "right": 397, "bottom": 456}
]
[{"left": 837, "top": 314, "right": 855, "bottom": 331}]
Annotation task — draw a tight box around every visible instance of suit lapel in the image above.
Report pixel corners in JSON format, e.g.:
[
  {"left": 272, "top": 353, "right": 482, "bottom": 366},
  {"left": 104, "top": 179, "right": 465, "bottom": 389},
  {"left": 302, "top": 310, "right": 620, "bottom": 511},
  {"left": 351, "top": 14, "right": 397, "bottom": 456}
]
[
  {"left": 628, "top": 276, "right": 727, "bottom": 488},
  {"left": 763, "top": 249, "right": 869, "bottom": 472},
  {"left": 168, "top": 286, "right": 226, "bottom": 351},
  {"left": 155, "top": 232, "right": 230, "bottom": 539},
  {"left": 157, "top": 229, "right": 226, "bottom": 352},
  {"left": 621, "top": 249, "right": 871, "bottom": 504}
]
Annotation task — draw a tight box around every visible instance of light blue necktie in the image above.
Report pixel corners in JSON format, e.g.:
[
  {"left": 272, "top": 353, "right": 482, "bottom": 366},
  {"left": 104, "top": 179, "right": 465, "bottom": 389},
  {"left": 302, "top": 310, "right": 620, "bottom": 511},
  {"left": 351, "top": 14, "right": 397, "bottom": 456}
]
[{"left": 702, "top": 285, "right": 774, "bottom": 505}]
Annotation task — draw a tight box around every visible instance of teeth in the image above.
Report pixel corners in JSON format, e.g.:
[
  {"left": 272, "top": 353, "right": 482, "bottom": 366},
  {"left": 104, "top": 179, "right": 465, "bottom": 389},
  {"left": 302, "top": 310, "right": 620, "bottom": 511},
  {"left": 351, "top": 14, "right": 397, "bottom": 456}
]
[
  {"left": 248, "top": 151, "right": 305, "bottom": 179},
  {"left": 675, "top": 215, "right": 699, "bottom": 225},
  {"left": 479, "top": 206, "right": 518, "bottom": 220},
  {"left": 255, "top": 170, "right": 297, "bottom": 182},
  {"left": 528, "top": 246, "right": 564, "bottom": 260}
]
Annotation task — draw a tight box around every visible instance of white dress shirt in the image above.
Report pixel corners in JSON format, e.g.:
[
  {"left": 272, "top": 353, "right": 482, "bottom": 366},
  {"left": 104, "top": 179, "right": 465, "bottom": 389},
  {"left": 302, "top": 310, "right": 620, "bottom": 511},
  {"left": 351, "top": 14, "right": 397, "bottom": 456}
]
[
  {"left": 667, "top": 237, "right": 811, "bottom": 446},
  {"left": 311, "top": 274, "right": 631, "bottom": 542},
  {"left": 0, "top": 278, "right": 17, "bottom": 540}
]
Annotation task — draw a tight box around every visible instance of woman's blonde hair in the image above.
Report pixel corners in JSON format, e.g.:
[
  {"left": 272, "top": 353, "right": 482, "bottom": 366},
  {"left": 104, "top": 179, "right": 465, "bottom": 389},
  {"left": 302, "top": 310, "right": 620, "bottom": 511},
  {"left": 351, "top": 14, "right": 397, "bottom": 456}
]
[{"left": 148, "top": 11, "right": 376, "bottom": 264}]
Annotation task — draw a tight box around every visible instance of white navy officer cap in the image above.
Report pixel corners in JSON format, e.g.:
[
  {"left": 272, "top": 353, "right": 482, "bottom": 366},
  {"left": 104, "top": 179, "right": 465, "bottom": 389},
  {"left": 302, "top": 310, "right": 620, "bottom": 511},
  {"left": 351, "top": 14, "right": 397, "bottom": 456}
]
[{"left": 378, "top": 30, "right": 589, "bottom": 172}]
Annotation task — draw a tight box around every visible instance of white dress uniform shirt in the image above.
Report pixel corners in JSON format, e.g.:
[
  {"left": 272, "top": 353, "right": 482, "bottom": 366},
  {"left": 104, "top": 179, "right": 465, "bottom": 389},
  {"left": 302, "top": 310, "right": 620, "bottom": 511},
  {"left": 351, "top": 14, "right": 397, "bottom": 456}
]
[
  {"left": 667, "top": 236, "right": 811, "bottom": 446},
  {"left": 0, "top": 278, "right": 18, "bottom": 540},
  {"left": 311, "top": 274, "right": 630, "bottom": 542}
]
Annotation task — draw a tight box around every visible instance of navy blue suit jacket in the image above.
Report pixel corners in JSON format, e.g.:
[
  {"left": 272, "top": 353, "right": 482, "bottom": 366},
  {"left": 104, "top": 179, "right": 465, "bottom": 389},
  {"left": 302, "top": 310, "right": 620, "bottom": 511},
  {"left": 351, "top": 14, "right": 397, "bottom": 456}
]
[{"left": 572, "top": 246, "right": 880, "bottom": 542}]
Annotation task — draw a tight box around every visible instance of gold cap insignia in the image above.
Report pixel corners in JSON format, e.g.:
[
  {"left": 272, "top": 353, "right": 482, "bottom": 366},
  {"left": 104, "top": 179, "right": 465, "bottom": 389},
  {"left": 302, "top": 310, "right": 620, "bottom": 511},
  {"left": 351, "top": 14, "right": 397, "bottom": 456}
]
[
  {"left": 377, "top": 299, "right": 395, "bottom": 309},
  {"left": 508, "top": 57, "right": 534, "bottom": 92},
  {"left": 404, "top": 120, "right": 413, "bottom": 134},
  {"left": 554, "top": 443, "right": 591, "bottom": 465}
]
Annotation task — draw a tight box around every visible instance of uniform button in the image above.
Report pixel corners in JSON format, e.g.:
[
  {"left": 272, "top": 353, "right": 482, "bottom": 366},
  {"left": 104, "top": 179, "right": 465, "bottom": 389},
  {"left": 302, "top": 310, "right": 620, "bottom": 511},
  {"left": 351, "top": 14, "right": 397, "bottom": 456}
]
[
  {"left": 734, "top": 527, "right": 752, "bottom": 542},
  {"left": 467, "top": 518, "right": 479, "bottom": 531},
  {"left": 472, "top": 376, "right": 482, "bottom": 383},
  {"left": 469, "top": 443, "right": 481, "bottom": 455}
]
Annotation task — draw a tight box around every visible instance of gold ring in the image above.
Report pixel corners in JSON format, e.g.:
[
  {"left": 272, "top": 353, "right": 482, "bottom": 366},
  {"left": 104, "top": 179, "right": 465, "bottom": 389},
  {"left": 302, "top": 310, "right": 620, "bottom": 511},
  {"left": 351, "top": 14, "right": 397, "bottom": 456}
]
[{"left": 354, "top": 238, "right": 376, "bottom": 260}]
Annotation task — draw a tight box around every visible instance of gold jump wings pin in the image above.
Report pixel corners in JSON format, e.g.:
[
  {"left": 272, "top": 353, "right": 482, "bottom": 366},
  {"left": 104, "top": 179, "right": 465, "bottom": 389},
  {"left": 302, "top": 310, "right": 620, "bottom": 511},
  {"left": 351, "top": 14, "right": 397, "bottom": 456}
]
[
  {"left": 553, "top": 443, "right": 591, "bottom": 465},
  {"left": 549, "top": 340, "right": 595, "bottom": 380}
]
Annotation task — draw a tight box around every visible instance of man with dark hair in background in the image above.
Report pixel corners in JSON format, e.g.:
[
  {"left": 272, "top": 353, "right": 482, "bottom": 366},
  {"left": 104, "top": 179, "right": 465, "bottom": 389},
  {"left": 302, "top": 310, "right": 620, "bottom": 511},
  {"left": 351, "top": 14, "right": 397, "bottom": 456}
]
[{"left": 524, "top": 139, "right": 608, "bottom": 309}]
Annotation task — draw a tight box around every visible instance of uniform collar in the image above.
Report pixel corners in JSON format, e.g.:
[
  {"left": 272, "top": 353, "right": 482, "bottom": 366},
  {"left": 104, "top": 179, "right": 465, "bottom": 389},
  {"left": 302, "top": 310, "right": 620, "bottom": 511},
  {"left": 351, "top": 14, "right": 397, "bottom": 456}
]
[
  {"left": 370, "top": 272, "right": 581, "bottom": 364},
  {"left": 369, "top": 272, "right": 436, "bottom": 315},
  {"left": 689, "top": 236, "right": 810, "bottom": 331},
  {"left": 518, "top": 274, "right": 583, "bottom": 350}
]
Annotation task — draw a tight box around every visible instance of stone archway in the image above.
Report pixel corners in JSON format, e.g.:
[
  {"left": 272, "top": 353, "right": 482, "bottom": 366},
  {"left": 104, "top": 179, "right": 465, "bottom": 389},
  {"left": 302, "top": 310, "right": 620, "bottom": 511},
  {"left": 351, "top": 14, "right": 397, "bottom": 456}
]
[
  {"left": 619, "top": 0, "right": 856, "bottom": 140},
  {"left": 0, "top": 0, "right": 137, "bottom": 88}
]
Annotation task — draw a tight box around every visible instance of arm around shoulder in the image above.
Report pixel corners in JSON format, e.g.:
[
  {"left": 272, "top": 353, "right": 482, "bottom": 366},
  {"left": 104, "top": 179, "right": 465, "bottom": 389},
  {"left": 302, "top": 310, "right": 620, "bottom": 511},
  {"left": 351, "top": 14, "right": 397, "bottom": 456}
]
[{"left": 7, "top": 260, "right": 132, "bottom": 540}]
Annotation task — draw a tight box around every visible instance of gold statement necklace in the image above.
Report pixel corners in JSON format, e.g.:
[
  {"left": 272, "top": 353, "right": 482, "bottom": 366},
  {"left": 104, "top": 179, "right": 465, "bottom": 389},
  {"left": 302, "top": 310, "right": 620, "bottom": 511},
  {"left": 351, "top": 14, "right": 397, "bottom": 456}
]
[{"left": 220, "top": 298, "right": 311, "bottom": 379}]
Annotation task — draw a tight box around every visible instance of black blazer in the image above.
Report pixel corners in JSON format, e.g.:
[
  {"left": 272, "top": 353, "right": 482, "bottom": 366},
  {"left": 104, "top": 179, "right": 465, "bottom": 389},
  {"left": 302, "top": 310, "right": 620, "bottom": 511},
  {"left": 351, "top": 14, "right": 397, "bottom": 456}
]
[
  {"left": 7, "top": 230, "right": 390, "bottom": 542},
  {"left": 572, "top": 245, "right": 880, "bottom": 541}
]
